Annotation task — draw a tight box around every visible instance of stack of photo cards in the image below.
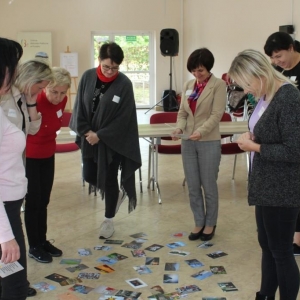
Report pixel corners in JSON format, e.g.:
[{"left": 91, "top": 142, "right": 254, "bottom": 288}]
[
  {"left": 94, "top": 245, "right": 112, "bottom": 251},
  {"left": 184, "top": 258, "right": 204, "bottom": 268},
  {"left": 207, "top": 251, "right": 228, "bottom": 259},
  {"left": 218, "top": 282, "right": 238, "bottom": 292},
  {"left": 133, "top": 265, "right": 152, "bottom": 275},
  {"left": 144, "top": 244, "right": 164, "bottom": 252},
  {"left": 104, "top": 239, "right": 124, "bottom": 245},
  {"left": 210, "top": 266, "right": 227, "bottom": 275},
  {"left": 125, "top": 278, "right": 147, "bottom": 289},
  {"left": 163, "top": 274, "right": 179, "bottom": 284},
  {"left": 191, "top": 270, "right": 213, "bottom": 281},
  {"left": 166, "top": 241, "right": 186, "bottom": 249},
  {"left": 197, "top": 241, "right": 214, "bottom": 249},
  {"left": 176, "top": 284, "right": 201, "bottom": 295},
  {"left": 33, "top": 282, "right": 56, "bottom": 292},
  {"left": 77, "top": 248, "right": 92, "bottom": 256},
  {"left": 66, "top": 264, "right": 89, "bottom": 273}
]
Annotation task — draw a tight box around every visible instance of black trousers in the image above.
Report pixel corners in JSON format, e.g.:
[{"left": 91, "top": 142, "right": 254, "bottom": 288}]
[
  {"left": 82, "top": 154, "right": 121, "bottom": 218},
  {"left": 0, "top": 199, "right": 28, "bottom": 300},
  {"left": 256, "top": 205, "right": 300, "bottom": 300},
  {"left": 25, "top": 156, "right": 55, "bottom": 248}
]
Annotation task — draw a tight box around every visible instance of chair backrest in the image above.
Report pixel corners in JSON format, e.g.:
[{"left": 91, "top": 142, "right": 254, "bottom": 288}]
[
  {"left": 61, "top": 111, "right": 72, "bottom": 127},
  {"left": 150, "top": 112, "right": 178, "bottom": 124},
  {"left": 220, "top": 112, "right": 233, "bottom": 139}
]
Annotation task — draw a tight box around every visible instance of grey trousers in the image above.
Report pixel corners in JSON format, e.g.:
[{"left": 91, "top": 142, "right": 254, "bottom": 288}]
[{"left": 181, "top": 139, "right": 221, "bottom": 227}]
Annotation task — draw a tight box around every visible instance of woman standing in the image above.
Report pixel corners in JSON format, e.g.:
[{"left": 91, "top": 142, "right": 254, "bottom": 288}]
[
  {"left": 25, "top": 67, "right": 71, "bottom": 263},
  {"left": 0, "top": 37, "right": 28, "bottom": 300},
  {"left": 230, "top": 49, "right": 300, "bottom": 300},
  {"left": 264, "top": 32, "right": 300, "bottom": 256},
  {"left": 70, "top": 42, "right": 141, "bottom": 240},
  {"left": 172, "top": 48, "right": 226, "bottom": 241}
]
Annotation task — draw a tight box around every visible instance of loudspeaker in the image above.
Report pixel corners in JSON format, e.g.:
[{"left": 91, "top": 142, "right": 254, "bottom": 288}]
[
  {"left": 160, "top": 29, "right": 179, "bottom": 56},
  {"left": 162, "top": 90, "right": 178, "bottom": 112},
  {"left": 279, "top": 25, "right": 294, "bottom": 34}
]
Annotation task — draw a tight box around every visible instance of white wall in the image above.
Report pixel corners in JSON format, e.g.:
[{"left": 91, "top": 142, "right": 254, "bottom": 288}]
[{"left": 0, "top": 0, "right": 299, "bottom": 101}]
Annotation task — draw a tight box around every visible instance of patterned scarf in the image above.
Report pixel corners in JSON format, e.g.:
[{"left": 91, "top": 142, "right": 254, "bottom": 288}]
[{"left": 188, "top": 74, "right": 211, "bottom": 103}]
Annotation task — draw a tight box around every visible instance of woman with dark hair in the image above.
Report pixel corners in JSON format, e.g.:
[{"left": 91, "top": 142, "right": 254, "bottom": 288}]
[
  {"left": 231, "top": 49, "right": 300, "bottom": 300},
  {"left": 172, "top": 48, "right": 226, "bottom": 242},
  {"left": 0, "top": 37, "right": 28, "bottom": 300},
  {"left": 264, "top": 32, "right": 300, "bottom": 256},
  {"left": 70, "top": 42, "right": 141, "bottom": 240}
]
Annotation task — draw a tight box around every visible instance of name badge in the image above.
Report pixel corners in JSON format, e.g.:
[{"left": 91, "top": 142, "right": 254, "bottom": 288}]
[
  {"left": 185, "top": 89, "right": 192, "bottom": 96},
  {"left": 112, "top": 95, "right": 120, "bottom": 103},
  {"left": 8, "top": 109, "right": 17, "bottom": 118},
  {"left": 290, "top": 76, "right": 297, "bottom": 81},
  {"left": 56, "top": 109, "right": 62, "bottom": 118}
]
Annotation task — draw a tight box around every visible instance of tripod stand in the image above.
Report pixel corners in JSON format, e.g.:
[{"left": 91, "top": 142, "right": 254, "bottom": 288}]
[{"left": 145, "top": 56, "right": 178, "bottom": 114}]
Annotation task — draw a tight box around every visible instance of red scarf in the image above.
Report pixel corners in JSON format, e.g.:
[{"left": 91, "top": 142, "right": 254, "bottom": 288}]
[{"left": 96, "top": 65, "right": 119, "bottom": 82}]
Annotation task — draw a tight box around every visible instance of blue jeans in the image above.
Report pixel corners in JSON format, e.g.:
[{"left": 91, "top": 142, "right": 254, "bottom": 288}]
[
  {"left": 1, "top": 199, "right": 28, "bottom": 300},
  {"left": 256, "top": 205, "right": 300, "bottom": 300}
]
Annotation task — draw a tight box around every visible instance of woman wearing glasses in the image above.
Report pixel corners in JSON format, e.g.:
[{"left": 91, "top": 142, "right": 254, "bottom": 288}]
[{"left": 70, "top": 42, "right": 141, "bottom": 240}]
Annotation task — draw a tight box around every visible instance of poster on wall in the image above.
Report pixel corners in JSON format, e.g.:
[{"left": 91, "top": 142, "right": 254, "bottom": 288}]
[
  {"left": 17, "top": 32, "right": 52, "bottom": 64},
  {"left": 60, "top": 52, "right": 78, "bottom": 77}
]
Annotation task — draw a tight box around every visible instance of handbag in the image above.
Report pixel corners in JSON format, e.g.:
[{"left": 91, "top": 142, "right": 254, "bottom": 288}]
[{"left": 227, "top": 84, "right": 248, "bottom": 112}]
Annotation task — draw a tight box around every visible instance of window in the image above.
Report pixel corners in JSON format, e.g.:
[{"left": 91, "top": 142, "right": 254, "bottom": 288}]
[{"left": 92, "top": 32, "right": 154, "bottom": 108}]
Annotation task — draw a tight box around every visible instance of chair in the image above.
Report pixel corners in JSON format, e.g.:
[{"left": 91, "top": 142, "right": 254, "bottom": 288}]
[
  {"left": 147, "top": 112, "right": 183, "bottom": 193},
  {"left": 220, "top": 112, "right": 246, "bottom": 180}
]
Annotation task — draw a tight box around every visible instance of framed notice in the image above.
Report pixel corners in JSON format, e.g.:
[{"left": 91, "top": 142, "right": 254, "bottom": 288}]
[
  {"left": 17, "top": 32, "right": 52, "bottom": 64},
  {"left": 60, "top": 53, "right": 78, "bottom": 77}
]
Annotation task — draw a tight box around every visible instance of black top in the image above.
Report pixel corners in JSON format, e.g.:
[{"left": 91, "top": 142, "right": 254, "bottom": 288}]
[{"left": 276, "top": 61, "right": 300, "bottom": 91}]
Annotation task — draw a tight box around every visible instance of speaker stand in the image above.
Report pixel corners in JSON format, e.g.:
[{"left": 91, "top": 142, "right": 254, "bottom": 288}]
[{"left": 145, "top": 56, "right": 178, "bottom": 114}]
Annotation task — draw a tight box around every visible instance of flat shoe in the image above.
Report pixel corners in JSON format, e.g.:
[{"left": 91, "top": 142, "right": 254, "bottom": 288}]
[
  {"left": 188, "top": 227, "right": 204, "bottom": 241},
  {"left": 200, "top": 225, "right": 216, "bottom": 241}
]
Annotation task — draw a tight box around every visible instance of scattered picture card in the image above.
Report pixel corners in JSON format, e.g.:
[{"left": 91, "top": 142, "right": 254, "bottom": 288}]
[
  {"left": 121, "top": 241, "right": 143, "bottom": 250},
  {"left": 0, "top": 261, "right": 24, "bottom": 278},
  {"left": 131, "top": 249, "right": 146, "bottom": 257},
  {"left": 145, "top": 257, "right": 160, "bottom": 265},
  {"left": 166, "top": 241, "right": 186, "bottom": 249},
  {"left": 60, "top": 259, "right": 81, "bottom": 265},
  {"left": 202, "top": 298, "right": 227, "bottom": 300},
  {"left": 96, "top": 256, "right": 117, "bottom": 265},
  {"left": 69, "top": 284, "right": 94, "bottom": 294},
  {"left": 104, "top": 239, "right": 124, "bottom": 245},
  {"left": 133, "top": 265, "right": 152, "bottom": 275},
  {"left": 77, "top": 272, "right": 100, "bottom": 279},
  {"left": 163, "top": 274, "right": 179, "bottom": 284},
  {"left": 92, "top": 285, "right": 117, "bottom": 295},
  {"left": 171, "top": 231, "right": 188, "bottom": 238},
  {"left": 57, "top": 292, "right": 81, "bottom": 300},
  {"left": 191, "top": 270, "right": 213, "bottom": 280},
  {"left": 134, "top": 238, "right": 148, "bottom": 243},
  {"left": 45, "top": 273, "right": 69, "bottom": 283},
  {"left": 207, "top": 251, "right": 228, "bottom": 259},
  {"left": 197, "top": 241, "right": 214, "bottom": 249},
  {"left": 184, "top": 259, "right": 204, "bottom": 268},
  {"left": 107, "top": 253, "right": 128, "bottom": 261},
  {"left": 144, "top": 244, "right": 164, "bottom": 252},
  {"left": 94, "top": 245, "right": 112, "bottom": 251},
  {"left": 98, "top": 296, "right": 124, "bottom": 300},
  {"left": 210, "top": 266, "right": 227, "bottom": 275},
  {"left": 168, "top": 250, "right": 190, "bottom": 256},
  {"left": 59, "top": 277, "right": 82, "bottom": 286},
  {"left": 157, "top": 291, "right": 181, "bottom": 299},
  {"left": 77, "top": 248, "right": 92, "bottom": 256},
  {"left": 150, "top": 285, "right": 164, "bottom": 295},
  {"left": 218, "top": 282, "right": 238, "bottom": 292},
  {"left": 115, "top": 289, "right": 142, "bottom": 298},
  {"left": 66, "top": 264, "right": 89, "bottom": 273},
  {"left": 33, "top": 281, "right": 56, "bottom": 292},
  {"left": 164, "top": 262, "right": 179, "bottom": 271},
  {"left": 125, "top": 278, "right": 148, "bottom": 289},
  {"left": 130, "top": 232, "right": 147, "bottom": 238},
  {"left": 94, "top": 264, "right": 115, "bottom": 274},
  {"left": 176, "top": 284, "right": 201, "bottom": 295}
]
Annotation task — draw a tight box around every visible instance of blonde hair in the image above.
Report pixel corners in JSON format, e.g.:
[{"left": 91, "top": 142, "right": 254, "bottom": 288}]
[
  {"left": 228, "top": 49, "right": 296, "bottom": 101},
  {"left": 47, "top": 67, "right": 71, "bottom": 89},
  {"left": 14, "top": 59, "right": 53, "bottom": 96}
]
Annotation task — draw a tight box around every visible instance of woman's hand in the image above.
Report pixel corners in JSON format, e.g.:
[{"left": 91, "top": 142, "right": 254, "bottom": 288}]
[
  {"left": 24, "top": 93, "right": 38, "bottom": 105},
  {"left": 1, "top": 239, "right": 20, "bottom": 264},
  {"left": 85, "top": 130, "right": 100, "bottom": 145},
  {"left": 189, "top": 130, "right": 201, "bottom": 141},
  {"left": 237, "top": 132, "right": 260, "bottom": 152},
  {"left": 171, "top": 128, "right": 183, "bottom": 141}
]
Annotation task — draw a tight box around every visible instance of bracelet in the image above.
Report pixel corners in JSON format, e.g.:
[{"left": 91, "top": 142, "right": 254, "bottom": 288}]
[{"left": 26, "top": 103, "right": 37, "bottom": 107}]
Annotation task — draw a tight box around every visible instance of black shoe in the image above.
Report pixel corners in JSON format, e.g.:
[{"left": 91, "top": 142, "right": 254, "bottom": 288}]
[
  {"left": 255, "top": 292, "right": 275, "bottom": 300},
  {"left": 200, "top": 225, "right": 216, "bottom": 241},
  {"left": 188, "top": 227, "right": 204, "bottom": 241},
  {"left": 293, "top": 243, "right": 300, "bottom": 256},
  {"left": 42, "top": 240, "right": 63, "bottom": 257},
  {"left": 28, "top": 287, "right": 37, "bottom": 297},
  {"left": 28, "top": 246, "right": 53, "bottom": 263}
]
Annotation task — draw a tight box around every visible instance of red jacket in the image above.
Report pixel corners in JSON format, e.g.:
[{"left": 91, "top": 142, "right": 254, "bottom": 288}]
[{"left": 26, "top": 91, "right": 67, "bottom": 158}]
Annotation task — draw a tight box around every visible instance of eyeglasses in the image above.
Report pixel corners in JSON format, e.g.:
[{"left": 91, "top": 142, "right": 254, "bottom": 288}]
[{"left": 101, "top": 64, "right": 119, "bottom": 72}]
